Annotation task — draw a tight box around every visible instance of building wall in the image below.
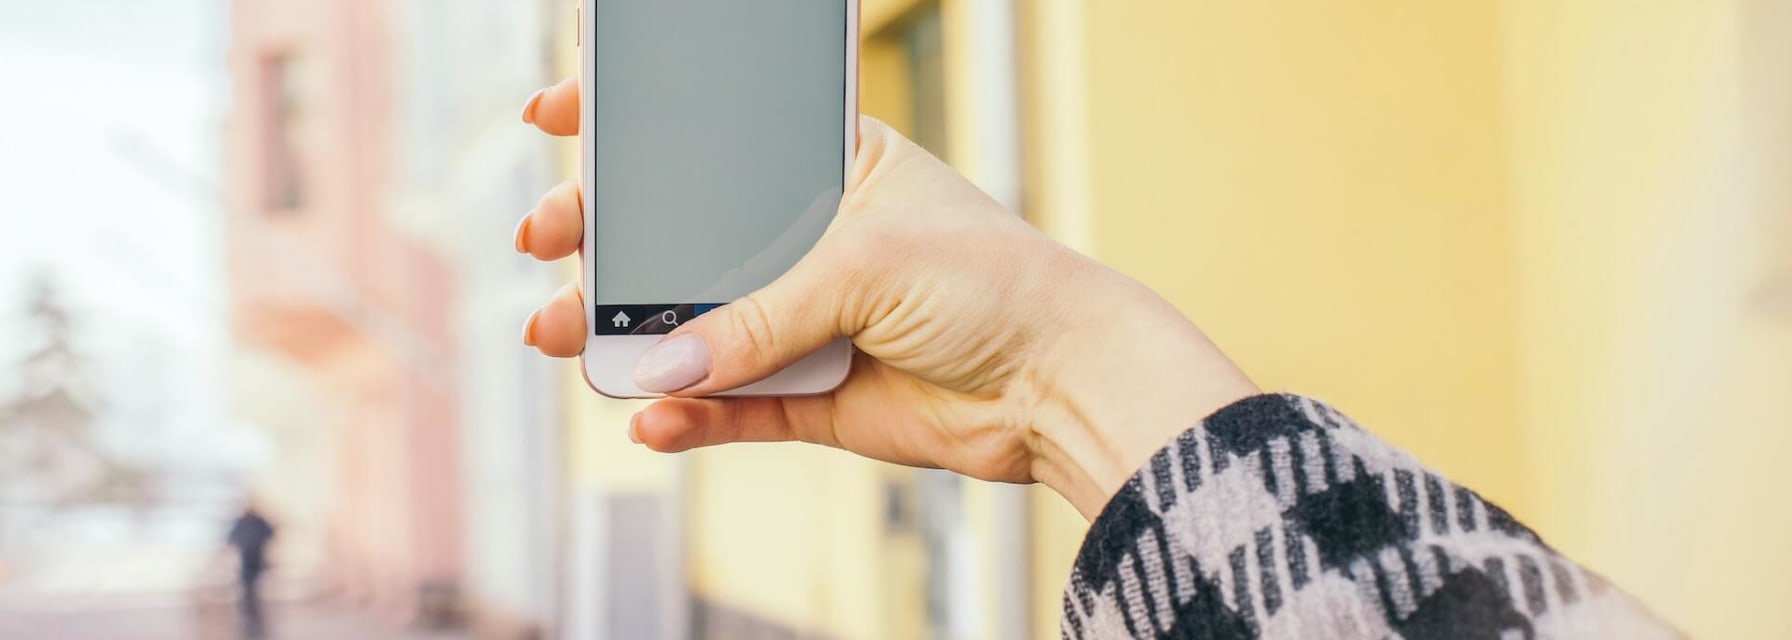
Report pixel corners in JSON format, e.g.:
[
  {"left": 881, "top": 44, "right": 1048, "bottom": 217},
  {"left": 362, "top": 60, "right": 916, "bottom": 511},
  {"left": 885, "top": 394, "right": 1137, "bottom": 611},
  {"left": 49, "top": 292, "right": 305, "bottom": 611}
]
[
  {"left": 1019, "top": 1, "right": 1792, "bottom": 637},
  {"left": 225, "top": 0, "right": 463, "bottom": 619},
  {"left": 1502, "top": 2, "right": 1792, "bottom": 636},
  {"left": 1018, "top": 3, "right": 1519, "bottom": 636},
  {"left": 386, "top": 1, "right": 563, "bottom": 637}
]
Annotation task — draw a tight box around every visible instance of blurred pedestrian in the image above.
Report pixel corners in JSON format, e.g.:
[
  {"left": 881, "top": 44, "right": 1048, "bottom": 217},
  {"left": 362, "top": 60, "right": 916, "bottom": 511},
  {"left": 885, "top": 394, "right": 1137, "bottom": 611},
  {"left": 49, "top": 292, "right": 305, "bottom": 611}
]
[{"left": 224, "top": 500, "right": 277, "bottom": 640}]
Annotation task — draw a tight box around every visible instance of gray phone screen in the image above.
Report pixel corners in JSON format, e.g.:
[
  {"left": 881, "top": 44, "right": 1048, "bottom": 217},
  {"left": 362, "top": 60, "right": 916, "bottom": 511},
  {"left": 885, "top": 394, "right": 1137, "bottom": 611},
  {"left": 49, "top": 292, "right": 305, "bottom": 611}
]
[{"left": 590, "top": 0, "right": 846, "bottom": 336}]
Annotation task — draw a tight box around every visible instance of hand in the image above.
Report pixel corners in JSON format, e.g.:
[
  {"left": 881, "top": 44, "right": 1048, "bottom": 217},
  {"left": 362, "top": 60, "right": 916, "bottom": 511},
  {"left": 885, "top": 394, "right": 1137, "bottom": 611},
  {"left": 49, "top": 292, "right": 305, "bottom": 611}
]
[{"left": 516, "top": 78, "right": 1258, "bottom": 518}]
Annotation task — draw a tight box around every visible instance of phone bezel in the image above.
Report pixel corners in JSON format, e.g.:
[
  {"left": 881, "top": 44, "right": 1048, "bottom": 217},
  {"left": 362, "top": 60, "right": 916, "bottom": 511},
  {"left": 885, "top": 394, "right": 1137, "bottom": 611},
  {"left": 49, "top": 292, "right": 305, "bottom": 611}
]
[{"left": 577, "top": 0, "right": 859, "bottom": 399}]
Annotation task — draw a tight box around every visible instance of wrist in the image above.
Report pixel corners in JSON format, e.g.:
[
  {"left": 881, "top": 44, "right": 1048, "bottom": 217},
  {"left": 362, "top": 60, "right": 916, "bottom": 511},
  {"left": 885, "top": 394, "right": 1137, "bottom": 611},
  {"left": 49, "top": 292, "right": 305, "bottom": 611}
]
[{"left": 1024, "top": 279, "right": 1258, "bottom": 520}]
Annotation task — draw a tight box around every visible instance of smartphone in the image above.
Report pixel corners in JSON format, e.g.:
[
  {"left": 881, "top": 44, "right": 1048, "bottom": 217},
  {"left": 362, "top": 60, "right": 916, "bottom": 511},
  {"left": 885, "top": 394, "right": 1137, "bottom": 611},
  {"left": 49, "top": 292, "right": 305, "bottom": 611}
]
[{"left": 579, "top": 0, "right": 858, "bottom": 398}]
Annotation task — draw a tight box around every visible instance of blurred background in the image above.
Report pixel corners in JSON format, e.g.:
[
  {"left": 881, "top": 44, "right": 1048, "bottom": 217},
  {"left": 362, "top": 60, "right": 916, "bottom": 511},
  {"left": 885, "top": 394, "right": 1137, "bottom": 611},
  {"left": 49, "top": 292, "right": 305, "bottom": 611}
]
[{"left": 1, "top": 0, "right": 1788, "bottom": 638}]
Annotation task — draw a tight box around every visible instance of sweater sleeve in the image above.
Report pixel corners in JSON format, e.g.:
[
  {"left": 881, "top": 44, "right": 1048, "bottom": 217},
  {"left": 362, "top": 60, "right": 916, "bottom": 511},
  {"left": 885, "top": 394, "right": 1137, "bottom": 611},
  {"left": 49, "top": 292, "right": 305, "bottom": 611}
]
[{"left": 1060, "top": 394, "right": 1681, "bottom": 640}]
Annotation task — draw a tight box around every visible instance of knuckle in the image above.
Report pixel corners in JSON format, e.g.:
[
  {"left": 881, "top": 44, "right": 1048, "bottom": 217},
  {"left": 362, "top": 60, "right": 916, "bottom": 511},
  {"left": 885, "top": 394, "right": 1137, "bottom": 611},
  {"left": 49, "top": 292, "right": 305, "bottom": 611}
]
[
  {"left": 725, "top": 401, "right": 754, "bottom": 444},
  {"left": 814, "top": 228, "right": 901, "bottom": 331},
  {"left": 727, "top": 293, "right": 782, "bottom": 360}
]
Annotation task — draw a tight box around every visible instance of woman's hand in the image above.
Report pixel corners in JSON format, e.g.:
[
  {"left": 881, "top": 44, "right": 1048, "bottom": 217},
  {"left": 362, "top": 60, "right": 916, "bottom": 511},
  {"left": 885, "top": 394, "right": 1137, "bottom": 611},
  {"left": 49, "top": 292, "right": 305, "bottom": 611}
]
[{"left": 516, "top": 78, "right": 1258, "bottom": 518}]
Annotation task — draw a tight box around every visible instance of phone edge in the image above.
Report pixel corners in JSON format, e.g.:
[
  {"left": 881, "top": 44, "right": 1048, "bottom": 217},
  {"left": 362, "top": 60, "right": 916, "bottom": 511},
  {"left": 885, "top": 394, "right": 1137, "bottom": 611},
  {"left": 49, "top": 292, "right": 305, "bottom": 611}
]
[{"left": 578, "top": 0, "right": 860, "bottom": 399}]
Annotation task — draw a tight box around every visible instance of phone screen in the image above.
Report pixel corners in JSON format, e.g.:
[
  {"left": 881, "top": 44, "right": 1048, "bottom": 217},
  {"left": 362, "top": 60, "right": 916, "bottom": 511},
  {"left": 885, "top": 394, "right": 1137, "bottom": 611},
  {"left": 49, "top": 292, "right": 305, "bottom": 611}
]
[{"left": 589, "top": 0, "right": 847, "bottom": 336}]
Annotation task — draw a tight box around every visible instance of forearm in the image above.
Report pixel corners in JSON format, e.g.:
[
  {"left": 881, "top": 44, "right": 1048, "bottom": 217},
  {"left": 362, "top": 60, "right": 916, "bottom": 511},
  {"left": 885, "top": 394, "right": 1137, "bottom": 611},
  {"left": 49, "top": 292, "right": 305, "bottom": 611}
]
[{"left": 1060, "top": 394, "right": 1680, "bottom": 639}]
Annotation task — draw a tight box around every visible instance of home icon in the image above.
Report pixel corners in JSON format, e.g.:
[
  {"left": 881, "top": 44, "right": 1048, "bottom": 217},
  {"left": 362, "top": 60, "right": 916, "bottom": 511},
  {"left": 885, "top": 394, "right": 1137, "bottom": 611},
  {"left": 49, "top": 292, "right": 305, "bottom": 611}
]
[{"left": 611, "top": 311, "right": 631, "bottom": 328}]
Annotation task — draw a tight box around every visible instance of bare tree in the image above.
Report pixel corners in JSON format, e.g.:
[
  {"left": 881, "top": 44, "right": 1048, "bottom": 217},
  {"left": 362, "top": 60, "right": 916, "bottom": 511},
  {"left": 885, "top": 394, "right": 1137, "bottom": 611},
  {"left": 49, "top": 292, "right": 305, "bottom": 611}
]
[{"left": 0, "top": 271, "right": 149, "bottom": 512}]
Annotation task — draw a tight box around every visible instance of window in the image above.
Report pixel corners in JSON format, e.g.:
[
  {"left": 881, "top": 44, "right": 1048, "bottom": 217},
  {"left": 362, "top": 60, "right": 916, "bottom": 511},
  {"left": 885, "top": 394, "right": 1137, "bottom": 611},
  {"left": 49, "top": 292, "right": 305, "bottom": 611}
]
[
  {"left": 260, "top": 53, "right": 308, "bottom": 212},
  {"left": 900, "top": 5, "right": 949, "bottom": 157},
  {"left": 862, "top": 2, "right": 950, "bottom": 158}
]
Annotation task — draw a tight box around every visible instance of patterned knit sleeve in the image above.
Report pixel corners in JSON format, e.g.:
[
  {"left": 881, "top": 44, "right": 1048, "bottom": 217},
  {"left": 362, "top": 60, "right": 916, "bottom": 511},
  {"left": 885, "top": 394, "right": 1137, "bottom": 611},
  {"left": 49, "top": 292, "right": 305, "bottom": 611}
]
[{"left": 1060, "top": 394, "right": 1681, "bottom": 640}]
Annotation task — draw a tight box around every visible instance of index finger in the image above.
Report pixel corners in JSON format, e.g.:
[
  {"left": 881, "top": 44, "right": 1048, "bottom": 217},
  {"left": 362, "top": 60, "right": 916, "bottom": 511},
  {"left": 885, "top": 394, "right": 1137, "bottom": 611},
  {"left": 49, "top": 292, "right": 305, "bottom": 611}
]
[{"left": 522, "top": 76, "right": 580, "bottom": 136}]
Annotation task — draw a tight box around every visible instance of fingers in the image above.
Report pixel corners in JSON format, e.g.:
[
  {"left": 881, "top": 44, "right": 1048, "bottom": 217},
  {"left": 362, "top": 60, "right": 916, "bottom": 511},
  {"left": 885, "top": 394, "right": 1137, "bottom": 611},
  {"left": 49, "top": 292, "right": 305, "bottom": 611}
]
[
  {"left": 516, "top": 80, "right": 587, "bottom": 359},
  {"left": 522, "top": 76, "right": 580, "bottom": 136},
  {"left": 524, "top": 283, "right": 588, "bottom": 358},
  {"left": 630, "top": 239, "right": 862, "bottom": 395},
  {"left": 630, "top": 395, "right": 839, "bottom": 453},
  {"left": 515, "top": 180, "right": 583, "bottom": 260}
]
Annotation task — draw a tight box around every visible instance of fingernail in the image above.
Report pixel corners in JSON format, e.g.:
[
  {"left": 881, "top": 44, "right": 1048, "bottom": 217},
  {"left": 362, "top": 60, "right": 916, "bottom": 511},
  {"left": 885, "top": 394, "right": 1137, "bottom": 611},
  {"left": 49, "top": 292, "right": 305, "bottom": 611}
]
[
  {"left": 521, "top": 89, "right": 545, "bottom": 124},
  {"left": 521, "top": 309, "right": 541, "bottom": 346},
  {"left": 514, "top": 214, "right": 533, "bottom": 254},
  {"left": 633, "top": 334, "right": 711, "bottom": 393},
  {"left": 628, "top": 413, "right": 643, "bottom": 444}
]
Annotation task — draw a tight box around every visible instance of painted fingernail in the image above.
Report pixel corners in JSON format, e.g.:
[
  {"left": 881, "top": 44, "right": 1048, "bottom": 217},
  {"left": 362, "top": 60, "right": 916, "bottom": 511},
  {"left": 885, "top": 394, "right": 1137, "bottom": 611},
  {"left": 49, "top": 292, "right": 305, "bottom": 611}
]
[
  {"left": 633, "top": 334, "right": 711, "bottom": 393},
  {"left": 514, "top": 214, "right": 533, "bottom": 254},
  {"left": 521, "top": 309, "right": 541, "bottom": 346},
  {"left": 628, "top": 412, "right": 644, "bottom": 444},
  {"left": 521, "top": 89, "right": 545, "bottom": 124}
]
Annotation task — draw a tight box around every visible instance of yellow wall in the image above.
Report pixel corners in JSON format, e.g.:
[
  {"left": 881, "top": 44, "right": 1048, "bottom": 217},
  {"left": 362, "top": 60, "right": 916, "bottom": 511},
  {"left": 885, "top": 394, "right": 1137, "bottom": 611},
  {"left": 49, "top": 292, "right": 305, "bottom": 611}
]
[
  {"left": 1503, "top": 2, "right": 1792, "bottom": 636},
  {"left": 1080, "top": 0, "right": 1525, "bottom": 507},
  {"left": 1015, "top": 1, "right": 1791, "bottom": 637},
  {"left": 684, "top": 447, "right": 924, "bottom": 639},
  {"left": 1020, "top": 2, "right": 1523, "bottom": 636}
]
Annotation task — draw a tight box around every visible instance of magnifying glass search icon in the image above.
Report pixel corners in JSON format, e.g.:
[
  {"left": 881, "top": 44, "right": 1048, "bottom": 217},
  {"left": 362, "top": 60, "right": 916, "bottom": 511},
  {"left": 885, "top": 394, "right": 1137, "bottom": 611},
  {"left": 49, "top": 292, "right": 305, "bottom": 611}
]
[{"left": 661, "top": 310, "right": 679, "bottom": 326}]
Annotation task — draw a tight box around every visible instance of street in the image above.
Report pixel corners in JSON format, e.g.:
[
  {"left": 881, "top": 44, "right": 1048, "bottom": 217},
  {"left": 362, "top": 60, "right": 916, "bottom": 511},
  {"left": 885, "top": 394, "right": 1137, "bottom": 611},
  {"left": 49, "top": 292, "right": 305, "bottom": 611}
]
[{"left": 0, "top": 599, "right": 472, "bottom": 640}]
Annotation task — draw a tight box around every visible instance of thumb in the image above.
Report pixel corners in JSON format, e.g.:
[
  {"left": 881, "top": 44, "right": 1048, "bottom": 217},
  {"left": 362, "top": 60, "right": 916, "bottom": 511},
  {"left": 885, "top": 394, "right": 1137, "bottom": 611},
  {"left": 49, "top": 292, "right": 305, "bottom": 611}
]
[{"left": 631, "top": 244, "right": 858, "bottom": 395}]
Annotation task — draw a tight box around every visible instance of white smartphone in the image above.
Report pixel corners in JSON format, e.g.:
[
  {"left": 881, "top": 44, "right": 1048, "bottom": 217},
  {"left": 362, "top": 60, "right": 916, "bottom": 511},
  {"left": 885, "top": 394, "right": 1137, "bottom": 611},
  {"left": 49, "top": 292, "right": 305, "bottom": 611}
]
[{"left": 579, "top": 0, "right": 858, "bottom": 398}]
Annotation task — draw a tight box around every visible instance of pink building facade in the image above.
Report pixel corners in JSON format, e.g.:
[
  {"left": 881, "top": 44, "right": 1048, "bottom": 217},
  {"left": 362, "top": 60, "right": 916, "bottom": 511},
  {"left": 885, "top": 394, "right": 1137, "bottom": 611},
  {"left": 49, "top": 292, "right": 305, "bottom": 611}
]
[{"left": 223, "top": 0, "right": 463, "bottom": 619}]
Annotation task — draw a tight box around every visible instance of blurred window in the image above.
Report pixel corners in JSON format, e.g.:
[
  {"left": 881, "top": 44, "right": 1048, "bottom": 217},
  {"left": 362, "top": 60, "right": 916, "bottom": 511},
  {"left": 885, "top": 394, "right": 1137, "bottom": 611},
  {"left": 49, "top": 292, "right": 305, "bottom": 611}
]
[
  {"left": 260, "top": 53, "right": 307, "bottom": 213},
  {"left": 900, "top": 5, "right": 948, "bottom": 157}
]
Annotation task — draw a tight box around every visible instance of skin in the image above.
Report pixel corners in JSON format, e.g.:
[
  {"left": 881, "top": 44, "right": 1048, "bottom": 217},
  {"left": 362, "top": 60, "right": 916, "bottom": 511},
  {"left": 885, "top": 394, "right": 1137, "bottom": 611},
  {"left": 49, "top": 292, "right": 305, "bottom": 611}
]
[{"left": 516, "top": 78, "right": 1260, "bottom": 519}]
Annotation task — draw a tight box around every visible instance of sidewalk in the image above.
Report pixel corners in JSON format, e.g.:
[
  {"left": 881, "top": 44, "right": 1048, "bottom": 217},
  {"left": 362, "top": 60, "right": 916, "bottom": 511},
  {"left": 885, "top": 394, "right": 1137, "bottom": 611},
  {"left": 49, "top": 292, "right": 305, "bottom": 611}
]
[{"left": 0, "top": 600, "right": 472, "bottom": 640}]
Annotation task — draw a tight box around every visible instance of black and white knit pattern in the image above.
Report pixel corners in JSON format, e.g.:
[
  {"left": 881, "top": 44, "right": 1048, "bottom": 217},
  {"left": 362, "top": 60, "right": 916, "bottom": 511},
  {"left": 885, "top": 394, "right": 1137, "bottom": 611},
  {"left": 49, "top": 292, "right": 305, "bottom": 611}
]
[{"left": 1060, "top": 394, "right": 1680, "bottom": 640}]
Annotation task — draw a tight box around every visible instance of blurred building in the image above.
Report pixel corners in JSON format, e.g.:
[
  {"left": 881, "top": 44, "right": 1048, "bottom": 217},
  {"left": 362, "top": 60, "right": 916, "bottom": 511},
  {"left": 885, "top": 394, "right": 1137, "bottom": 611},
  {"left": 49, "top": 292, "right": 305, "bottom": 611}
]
[
  {"left": 224, "top": 0, "right": 466, "bottom": 621},
  {"left": 386, "top": 1, "right": 565, "bottom": 638},
  {"left": 226, "top": 0, "right": 568, "bottom": 635}
]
